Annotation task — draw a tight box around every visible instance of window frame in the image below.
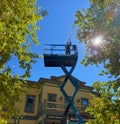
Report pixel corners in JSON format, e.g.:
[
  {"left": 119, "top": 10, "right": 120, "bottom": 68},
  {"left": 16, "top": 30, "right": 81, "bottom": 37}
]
[
  {"left": 81, "top": 98, "right": 89, "bottom": 106},
  {"left": 48, "top": 93, "right": 57, "bottom": 102},
  {"left": 24, "top": 95, "right": 36, "bottom": 113},
  {"left": 47, "top": 93, "right": 57, "bottom": 108}
]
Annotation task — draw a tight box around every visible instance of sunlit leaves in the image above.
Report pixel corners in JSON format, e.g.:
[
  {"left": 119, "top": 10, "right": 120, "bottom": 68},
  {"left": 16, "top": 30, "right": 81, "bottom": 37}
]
[
  {"left": 86, "top": 94, "right": 120, "bottom": 124},
  {"left": 0, "top": 0, "right": 42, "bottom": 76},
  {"left": 86, "top": 80, "right": 120, "bottom": 123},
  {"left": 75, "top": 0, "right": 120, "bottom": 78},
  {"left": 75, "top": 0, "right": 120, "bottom": 123},
  {"left": 0, "top": 118, "right": 7, "bottom": 124},
  {"left": 0, "top": 0, "right": 43, "bottom": 118}
]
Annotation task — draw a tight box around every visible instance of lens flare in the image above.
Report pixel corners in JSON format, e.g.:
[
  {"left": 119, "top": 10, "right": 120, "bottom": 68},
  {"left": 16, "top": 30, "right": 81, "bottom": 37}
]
[{"left": 93, "top": 36, "right": 103, "bottom": 46}]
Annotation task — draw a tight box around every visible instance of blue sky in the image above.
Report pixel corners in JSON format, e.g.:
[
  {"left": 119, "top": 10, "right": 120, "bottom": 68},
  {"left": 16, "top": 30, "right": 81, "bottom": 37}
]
[{"left": 12, "top": 0, "right": 110, "bottom": 86}]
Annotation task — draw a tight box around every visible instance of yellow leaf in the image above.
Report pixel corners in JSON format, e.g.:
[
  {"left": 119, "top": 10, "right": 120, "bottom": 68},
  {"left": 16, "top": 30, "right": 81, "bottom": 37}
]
[
  {"left": 0, "top": 118, "right": 7, "bottom": 124},
  {"left": 0, "top": 22, "right": 2, "bottom": 30}
]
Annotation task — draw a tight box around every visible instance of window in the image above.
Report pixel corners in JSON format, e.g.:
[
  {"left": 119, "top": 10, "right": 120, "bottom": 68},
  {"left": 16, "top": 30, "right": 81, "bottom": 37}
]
[
  {"left": 25, "top": 95, "right": 35, "bottom": 113},
  {"left": 81, "top": 98, "right": 89, "bottom": 106},
  {"left": 48, "top": 93, "right": 56, "bottom": 102},
  {"left": 47, "top": 93, "right": 56, "bottom": 108}
]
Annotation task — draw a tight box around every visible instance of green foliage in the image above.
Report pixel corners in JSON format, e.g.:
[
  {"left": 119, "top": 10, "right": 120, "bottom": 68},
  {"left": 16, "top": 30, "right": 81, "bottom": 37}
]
[
  {"left": 86, "top": 79, "right": 120, "bottom": 124},
  {"left": 0, "top": 0, "right": 43, "bottom": 118},
  {"left": 89, "top": 0, "right": 118, "bottom": 8},
  {"left": 75, "top": 0, "right": 120, "bottom": 77},
  {"left": 74, "top": 0, "right": 120, "bottom": 123}
]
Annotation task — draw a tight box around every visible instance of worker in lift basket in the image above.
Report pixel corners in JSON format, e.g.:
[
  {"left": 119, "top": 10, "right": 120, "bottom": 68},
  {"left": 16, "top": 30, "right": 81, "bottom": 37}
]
[{"left": 66, "top": 41, "right": 71, "bottom": 55}]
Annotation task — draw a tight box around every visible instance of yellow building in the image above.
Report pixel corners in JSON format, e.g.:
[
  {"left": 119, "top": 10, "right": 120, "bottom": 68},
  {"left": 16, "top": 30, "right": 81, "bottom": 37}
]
[{"left": 8, "top": 75, "right": 93, "bottom": 124}]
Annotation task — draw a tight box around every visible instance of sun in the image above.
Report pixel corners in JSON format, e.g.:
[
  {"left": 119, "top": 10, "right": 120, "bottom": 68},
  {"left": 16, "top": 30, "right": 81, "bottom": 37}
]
[{"left": 93, "top": 36, "right": 103, "bottom": 46}]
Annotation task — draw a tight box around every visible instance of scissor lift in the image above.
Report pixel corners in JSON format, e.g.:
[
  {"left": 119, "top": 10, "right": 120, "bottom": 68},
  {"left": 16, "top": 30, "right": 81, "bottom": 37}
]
[{"left": 44, "top": 43, "right": 82, "bottom": 124}]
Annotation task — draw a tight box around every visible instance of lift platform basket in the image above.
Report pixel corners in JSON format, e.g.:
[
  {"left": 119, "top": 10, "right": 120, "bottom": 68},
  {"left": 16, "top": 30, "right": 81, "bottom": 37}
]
[{"left": 44, "top": 44, "right": 78, "bottom": 67}]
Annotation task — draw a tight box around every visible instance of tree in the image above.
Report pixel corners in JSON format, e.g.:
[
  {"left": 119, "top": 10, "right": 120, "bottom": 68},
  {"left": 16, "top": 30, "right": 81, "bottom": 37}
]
[
  {"left": 74, "top": 0, "right": 120, "bottom": 123},
  {"left": 0, "top": 0, "right": 44, "bottom": 118},
  {"left": 86, "top": 79, "right": 120, "bottom": 124}
]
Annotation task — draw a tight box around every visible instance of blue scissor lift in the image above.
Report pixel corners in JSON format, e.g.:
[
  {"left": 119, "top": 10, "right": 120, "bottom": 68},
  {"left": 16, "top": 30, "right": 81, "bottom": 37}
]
[{"left": 44, "top": 43, "right": 82, "bottom": 124}]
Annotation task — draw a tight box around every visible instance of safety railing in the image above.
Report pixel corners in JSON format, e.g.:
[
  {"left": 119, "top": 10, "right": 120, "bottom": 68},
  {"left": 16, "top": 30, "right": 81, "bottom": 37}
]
[
  {"left": 39, "top": 100, "right": 88, "bottom": 115},
  {"left": 44, "top": 44, "right": 78, "bottom": 55}
]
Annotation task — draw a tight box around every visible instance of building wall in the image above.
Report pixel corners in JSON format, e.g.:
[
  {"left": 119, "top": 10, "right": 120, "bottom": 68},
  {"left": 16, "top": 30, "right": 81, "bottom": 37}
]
[
  {"left": 40, "top": 77, "right": 92, "bottom": 123},
  {"left": 8, "top": 119, "right": 37, "bottom": 124},
  {"left": 42, "top": 83, "right": 64, "bottom": 103},
  {"left": 41, "top": 78, "right": 92, "bottom": 104},
  {"left": 16, "top": 87, "right": 40, "bottom": 116},
  {"left": 7, "top": 76, "right": 93, "bottom": 124},
  {"left": 7, "top": 85, "right": 41, "bottom": 124}
]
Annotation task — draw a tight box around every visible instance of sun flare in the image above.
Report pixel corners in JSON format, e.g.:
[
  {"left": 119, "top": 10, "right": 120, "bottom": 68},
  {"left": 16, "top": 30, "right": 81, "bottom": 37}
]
[{"left": 93, "top": 36, "right": 103, "bottom": 46}]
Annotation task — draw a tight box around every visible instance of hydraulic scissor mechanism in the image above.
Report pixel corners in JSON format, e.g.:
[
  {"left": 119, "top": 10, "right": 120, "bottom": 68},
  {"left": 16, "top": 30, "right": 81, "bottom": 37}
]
[{"left": 60, "top": 64, "right": 82, "bottom": 124}]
